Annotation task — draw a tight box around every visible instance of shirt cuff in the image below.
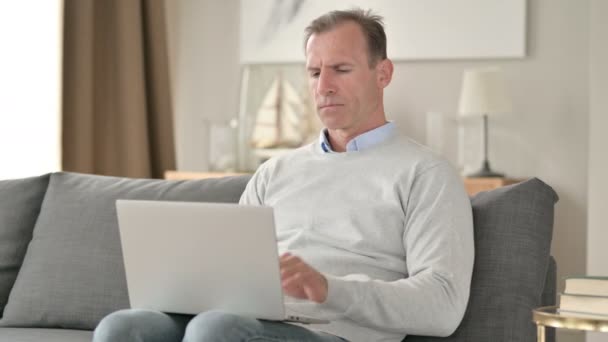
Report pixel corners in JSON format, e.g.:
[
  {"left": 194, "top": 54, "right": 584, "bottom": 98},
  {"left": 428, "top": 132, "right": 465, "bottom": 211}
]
[{"left": 319, "top": 274, "right": 355, "bottom": 315}]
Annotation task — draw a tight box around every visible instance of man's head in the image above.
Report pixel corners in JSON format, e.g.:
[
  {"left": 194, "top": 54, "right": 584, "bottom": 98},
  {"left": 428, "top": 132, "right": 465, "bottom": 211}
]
[
  {"left": 304, "top": 9, "right": 393, "bottom": 146},
  {"left": 304, "top": 8, "right": 387, "bottom": 67}
]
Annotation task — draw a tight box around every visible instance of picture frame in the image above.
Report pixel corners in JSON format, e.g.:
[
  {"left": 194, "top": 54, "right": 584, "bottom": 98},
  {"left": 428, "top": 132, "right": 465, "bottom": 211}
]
[{"left": 240, "top": 0, "right": 527, "bottom": 63}]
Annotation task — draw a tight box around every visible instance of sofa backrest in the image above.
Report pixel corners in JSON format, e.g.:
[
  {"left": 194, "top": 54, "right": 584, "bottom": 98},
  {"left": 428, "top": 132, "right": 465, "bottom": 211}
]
[
  {"left": 0, "top": 172, "right": 250, "bottom": 330},
  {"left": 0, "top": 172, "right": 558, "bottom": 342}
]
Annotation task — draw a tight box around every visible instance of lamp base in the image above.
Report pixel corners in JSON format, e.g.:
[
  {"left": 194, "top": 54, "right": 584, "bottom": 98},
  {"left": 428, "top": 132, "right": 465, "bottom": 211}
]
[{"left": 466, "top": 160, "right": 504, "bottom": 178}]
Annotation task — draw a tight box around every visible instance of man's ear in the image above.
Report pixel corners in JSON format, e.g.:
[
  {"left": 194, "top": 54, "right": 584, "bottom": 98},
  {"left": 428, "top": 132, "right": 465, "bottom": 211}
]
[{"left": 376, "top": 58, "right": 394, "bottom": 88}]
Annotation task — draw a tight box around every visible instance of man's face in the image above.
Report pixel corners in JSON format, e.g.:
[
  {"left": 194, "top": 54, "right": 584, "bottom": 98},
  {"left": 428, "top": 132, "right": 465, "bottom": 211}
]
[{"left": 305, "top": 21, "right": 390, "bottom": 135}]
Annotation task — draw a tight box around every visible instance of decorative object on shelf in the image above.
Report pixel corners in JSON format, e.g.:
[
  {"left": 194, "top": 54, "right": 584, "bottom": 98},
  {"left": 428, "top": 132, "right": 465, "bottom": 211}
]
[
  {"left": 458, "top": 67, "right": 511, "bottom": 178},
  {"left": 237, "top": 65, "right": 320, "bottom": 171},
  {"left": 202, "top": 117, "right": 239, "bottom": 173},
  {"left": 250, "top": 72, "right": 319, "bottom": 156}
]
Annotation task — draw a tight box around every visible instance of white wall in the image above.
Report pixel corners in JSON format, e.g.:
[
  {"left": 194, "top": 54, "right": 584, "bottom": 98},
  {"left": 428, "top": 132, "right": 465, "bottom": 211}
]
[
  {"left": 165, "top": 0, "right": 241, "bottom": 172},
  {"left": 586, "top": 0, "right": 608, "bottom": 341},
  {"left": 167, "top": 2, "right": 593, "bottom": 341}
]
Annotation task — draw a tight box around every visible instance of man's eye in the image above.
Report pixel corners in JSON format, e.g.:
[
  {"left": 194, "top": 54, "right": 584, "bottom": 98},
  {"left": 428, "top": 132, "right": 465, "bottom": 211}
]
[
  {"left": 310, "top": 72, "right": 320, "bottom": 78},
  {"left": 337, "top": 69, "right": 350, "bottom": 73}
]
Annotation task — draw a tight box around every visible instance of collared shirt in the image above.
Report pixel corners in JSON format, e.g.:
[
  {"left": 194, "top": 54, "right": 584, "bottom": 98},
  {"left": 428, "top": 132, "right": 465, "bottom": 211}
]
[{"left": 319, "top": 121, "right": 396, "bottom": 153}]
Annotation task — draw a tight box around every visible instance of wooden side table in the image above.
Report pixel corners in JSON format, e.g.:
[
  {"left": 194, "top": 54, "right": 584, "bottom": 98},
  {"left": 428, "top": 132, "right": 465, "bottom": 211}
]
[
  {"left": 533, "top": 306, "right": 608, "bottom": 342},
  {"left": 463, "top": 177, "right": 523, "bottom": 196}
]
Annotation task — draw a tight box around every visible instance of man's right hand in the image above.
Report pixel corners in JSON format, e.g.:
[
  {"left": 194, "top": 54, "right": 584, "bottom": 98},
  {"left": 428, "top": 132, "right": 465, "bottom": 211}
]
[{"left": 279, "top": 253, "right": 328, "bottom": 304}]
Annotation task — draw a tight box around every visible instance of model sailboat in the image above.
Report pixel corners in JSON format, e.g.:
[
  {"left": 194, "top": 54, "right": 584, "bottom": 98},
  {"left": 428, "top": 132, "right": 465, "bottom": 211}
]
[{"left": 250, "top": 73, "right": 319, "bottom": 151}]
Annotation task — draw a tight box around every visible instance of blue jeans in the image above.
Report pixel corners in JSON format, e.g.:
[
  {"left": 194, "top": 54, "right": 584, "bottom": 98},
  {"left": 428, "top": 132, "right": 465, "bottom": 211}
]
[{"left": 93, "top": 309, "right": 347, "bottom": 342}]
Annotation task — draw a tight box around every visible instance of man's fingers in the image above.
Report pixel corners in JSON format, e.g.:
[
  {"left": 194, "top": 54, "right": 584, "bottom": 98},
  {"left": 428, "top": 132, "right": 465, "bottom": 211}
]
[
  {"left": 281, "top": 269, "right": 319, "bottom": 292},
  {"left": 281, "top": 272, "right": 304, "bottom": 288},
  {"left": 278, "top": 252, "right": 328, "bottom": 303},
  {"left": 282, "top": 273, "right": 313, "bottom": 296},
  {"left": 282, "top": 273, "right": 325, "bottom": 303},
  {"left": 279, "top": 254, "right": 309, "bottom": 280},
  {"left": 304, "top": 286, "right": 325, "bottom": 303},
  {"left": 279, "top": 253, "right": 302, "bottom": 268},
  {"left": 281, "top": 264, "right": 313, "bottom": 280}
]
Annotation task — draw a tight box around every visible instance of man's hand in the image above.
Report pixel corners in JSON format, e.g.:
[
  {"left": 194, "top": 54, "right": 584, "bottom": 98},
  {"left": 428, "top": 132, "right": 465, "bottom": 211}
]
[{"left": 279, "top": 252, "right": 328, "bottom": 303}]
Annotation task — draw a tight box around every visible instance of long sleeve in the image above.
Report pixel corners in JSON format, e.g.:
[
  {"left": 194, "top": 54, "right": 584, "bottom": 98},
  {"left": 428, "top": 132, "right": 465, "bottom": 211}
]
[{"left": 317, "top": 162, "right": 474, "bottom": 336}]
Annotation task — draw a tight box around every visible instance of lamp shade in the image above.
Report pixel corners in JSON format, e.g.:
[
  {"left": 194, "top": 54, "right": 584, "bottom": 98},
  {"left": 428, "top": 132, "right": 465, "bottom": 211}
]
[{"left": 458, "top": 68, "right": 511, "bottom": 116}]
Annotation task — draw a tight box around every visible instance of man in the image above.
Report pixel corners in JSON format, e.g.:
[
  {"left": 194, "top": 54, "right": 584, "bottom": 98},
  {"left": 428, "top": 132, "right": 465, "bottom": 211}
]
[{"left": 94, "top": 8, "right": 473, "bottom": 342}]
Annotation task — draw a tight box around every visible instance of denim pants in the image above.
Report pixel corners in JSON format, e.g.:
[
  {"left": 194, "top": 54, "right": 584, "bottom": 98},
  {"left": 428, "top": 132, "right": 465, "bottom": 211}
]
[{"left": 93, "top": 309, "right": 347, "bottom": 342}]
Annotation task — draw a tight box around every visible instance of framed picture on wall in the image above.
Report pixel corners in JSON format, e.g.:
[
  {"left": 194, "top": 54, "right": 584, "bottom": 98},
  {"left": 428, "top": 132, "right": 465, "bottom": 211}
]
[{"left": 240, "top": 0, "right": 527, "bottom": 63}]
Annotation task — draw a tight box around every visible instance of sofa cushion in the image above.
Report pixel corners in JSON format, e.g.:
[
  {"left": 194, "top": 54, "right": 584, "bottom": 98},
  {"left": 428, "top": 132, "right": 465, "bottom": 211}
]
[
  {"left": 405, "top": 178, "right": 557, "bottom": 342},
  {"left": 0, "top": 174, "right": 50, "bottom": 317},
  {"left": 0, "top": 328, "right": 92, "bottom": 342},
  {"left": 0, "top": 172, "right": 251, "bottom": 330}
]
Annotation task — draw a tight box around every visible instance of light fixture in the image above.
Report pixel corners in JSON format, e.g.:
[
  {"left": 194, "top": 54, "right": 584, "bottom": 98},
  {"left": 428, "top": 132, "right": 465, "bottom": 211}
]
[{"left": 458, "top": 68, "right": 511, "bottom": 178}]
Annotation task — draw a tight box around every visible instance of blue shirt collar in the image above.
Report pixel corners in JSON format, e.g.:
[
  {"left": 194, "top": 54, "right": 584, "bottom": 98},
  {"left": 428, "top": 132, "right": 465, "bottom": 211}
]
[{"left": 319, "top": 122, "right": 396, "bottom": 153}]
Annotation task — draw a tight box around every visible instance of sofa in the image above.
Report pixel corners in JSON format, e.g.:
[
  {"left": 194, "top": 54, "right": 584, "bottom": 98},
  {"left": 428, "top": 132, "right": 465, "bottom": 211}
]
[{"left": 0, "top": 172, "right": 558, "bottom": 342}]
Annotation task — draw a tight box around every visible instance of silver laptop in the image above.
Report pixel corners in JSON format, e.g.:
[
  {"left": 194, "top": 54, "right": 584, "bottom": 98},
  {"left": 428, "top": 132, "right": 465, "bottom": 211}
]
[{"left": 115, "top": 199, "right": 328, "bottom": 324}]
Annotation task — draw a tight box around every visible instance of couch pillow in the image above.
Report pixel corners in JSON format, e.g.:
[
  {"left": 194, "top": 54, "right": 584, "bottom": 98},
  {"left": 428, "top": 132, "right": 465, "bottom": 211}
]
[
  {"left": 405, "top": 178, "right": 558, "bottom": 342},
  {"left": 0, "top": 172, "right": 251, "bottom": 329},
  {"left": 0, "top": 174, "right": 50, "bottom": 317}
]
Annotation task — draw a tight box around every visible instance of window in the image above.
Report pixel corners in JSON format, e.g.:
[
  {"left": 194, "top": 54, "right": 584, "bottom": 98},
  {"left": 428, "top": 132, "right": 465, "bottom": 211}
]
[{"left": 0, "top": 1, "right": 63, "bottom": 180}]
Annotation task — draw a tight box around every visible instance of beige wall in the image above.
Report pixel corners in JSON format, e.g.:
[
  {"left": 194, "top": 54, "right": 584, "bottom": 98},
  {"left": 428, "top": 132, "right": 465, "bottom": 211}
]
[
  {"left": 167, "top": 1, "right": 594, "bottom": 341},
  {"left": 586, "top": 0, "right": 608, "bottom": 341},
  {"left": 166, "top": 0, "right": 241, "bottom": 171}
]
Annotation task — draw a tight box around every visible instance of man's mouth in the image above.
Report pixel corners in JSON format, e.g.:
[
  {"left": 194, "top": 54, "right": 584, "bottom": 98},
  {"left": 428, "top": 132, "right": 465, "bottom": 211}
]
[{"left": 318, "top": 104, "right": 344, "bottom": 110}]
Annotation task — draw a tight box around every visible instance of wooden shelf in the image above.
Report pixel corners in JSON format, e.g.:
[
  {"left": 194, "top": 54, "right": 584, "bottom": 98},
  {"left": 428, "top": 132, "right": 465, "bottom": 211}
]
[
  {"left": 164, "top": 171, "right": 249, "bottom": 180},
  {"left": 463, "top": 177, "right": 524, "bottom": 196}
]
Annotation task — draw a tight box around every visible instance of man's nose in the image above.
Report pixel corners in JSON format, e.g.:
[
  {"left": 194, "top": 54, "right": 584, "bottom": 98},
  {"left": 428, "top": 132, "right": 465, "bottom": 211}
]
[{"left": 316, "top": 72, "right": 336, "bottom": 96}]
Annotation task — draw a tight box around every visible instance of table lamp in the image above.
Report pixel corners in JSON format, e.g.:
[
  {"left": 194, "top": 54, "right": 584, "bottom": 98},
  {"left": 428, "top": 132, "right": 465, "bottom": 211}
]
[{"left": 458, "top": 67, "right": 511, "bottom": 178}]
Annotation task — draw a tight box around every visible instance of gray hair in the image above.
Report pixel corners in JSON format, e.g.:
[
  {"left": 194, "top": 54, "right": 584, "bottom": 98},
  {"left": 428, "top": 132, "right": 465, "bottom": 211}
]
[{"left": 303, "top": 8, "right": 387, "bottom": 66}]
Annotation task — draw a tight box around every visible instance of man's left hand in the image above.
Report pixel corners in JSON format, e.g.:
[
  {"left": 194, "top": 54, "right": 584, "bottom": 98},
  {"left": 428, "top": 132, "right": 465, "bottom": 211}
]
[{"left": 279, "top": 253, "right": 328, "bottom": 303}]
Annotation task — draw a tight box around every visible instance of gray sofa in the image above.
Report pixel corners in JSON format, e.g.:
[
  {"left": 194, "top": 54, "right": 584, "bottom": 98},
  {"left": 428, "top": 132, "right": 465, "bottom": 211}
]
[{"left": 0, "top": 172, "right": 557, "bottom": 342}]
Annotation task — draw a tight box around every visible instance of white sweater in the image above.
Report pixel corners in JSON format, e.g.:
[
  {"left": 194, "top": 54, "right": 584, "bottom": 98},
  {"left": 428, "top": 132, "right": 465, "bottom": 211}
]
[{"left": 239, "top": 134, "right": 474, "bottom": 342}]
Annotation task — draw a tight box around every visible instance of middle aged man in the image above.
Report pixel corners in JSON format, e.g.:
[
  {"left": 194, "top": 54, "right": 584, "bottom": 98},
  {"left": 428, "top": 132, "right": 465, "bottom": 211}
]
[{"left": 93, "top": 8, "right": 474, "bottom": 342}]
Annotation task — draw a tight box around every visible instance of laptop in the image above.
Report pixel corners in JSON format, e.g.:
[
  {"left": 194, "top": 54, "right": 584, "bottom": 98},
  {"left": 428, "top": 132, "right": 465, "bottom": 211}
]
[{"left": 115, "top": 199, "right": 328, "bottom": 324}]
